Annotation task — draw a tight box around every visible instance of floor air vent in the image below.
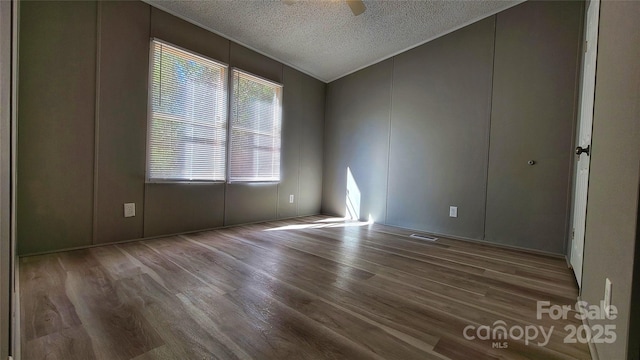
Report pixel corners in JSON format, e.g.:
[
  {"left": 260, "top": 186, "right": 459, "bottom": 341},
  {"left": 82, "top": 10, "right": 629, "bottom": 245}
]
[{"left": 409, "top": 234, "right": 438, "bottom": 241}]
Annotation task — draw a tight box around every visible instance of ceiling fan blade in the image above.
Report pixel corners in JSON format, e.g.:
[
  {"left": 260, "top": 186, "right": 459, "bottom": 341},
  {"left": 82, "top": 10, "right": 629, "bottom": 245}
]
[{"left": 346, "top": 0, "right": 366, "bottom": 16}]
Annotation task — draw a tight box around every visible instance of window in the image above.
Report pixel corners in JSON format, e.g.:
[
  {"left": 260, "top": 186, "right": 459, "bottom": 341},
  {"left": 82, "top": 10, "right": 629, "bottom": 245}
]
[
  {"left": 146, "top": 40, "right": 283, "bottom": 183},
  {"left": 229, "top": 70, "right": 283, "bottom": 182},
  {"left": 147, "top": 40, "right": 228, "bottom": 181}
]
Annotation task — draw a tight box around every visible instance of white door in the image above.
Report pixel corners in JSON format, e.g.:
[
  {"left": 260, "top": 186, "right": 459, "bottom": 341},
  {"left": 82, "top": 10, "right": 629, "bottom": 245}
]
[{"left": 570, "top": 0, "right": 600, "bottom": 288}]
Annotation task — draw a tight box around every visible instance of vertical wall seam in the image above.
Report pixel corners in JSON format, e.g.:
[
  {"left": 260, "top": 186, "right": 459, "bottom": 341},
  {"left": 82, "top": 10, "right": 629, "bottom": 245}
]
[
  {"left": 3, "top": 0, "right": 17, "bottom": 355},
  {"left": 384, "top": 57, "right": 394, "bottom": 225},
  {"left": 142, "top": 4, "right": 153, "bottom": 238},
  {"left": 295, "top": 71, "right": 300, "bottom": 216},
  {"left": 276, "top": 64, "right": 283, "bottom": 219},
  {"left": 11, "top": 0, "right": 21, "bottom": 350},
  {"left": 222, "top": 41, "right": 232, "bottom": 226},
  {"left": 317, "top": 82, "right": 325, "bottom": 216},
  {"left": 482, "top": 15, "right": 498, "bottom": 242},
  {"left": 295, "top": 70, "right": 302, "bottom": 216},
  {"left": 320, "top": 82, "right": 329, "bottom": 215},
  {"left": 274, "top": 68, "right": 278, "bottom": 218},
  {"left": 92, "top": 2, "right": 102, "bottom": 245},
  {"left": 11, "top": 0, "right": 19, "bottom": 290}
]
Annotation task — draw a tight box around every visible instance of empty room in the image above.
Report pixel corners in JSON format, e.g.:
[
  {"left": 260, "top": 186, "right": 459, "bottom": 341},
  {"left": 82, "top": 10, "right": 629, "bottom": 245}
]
[{"left": 0, "top": 0, "right": 639, "bottom": 359}]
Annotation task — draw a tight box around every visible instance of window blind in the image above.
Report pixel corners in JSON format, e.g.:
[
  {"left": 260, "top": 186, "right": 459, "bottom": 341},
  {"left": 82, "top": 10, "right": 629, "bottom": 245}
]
[
  {"left": 229, "top": 70, "right": 283, "bottom": 182},
  {"left": 147, "top": 40, "right": 228, "bottom": 181}
]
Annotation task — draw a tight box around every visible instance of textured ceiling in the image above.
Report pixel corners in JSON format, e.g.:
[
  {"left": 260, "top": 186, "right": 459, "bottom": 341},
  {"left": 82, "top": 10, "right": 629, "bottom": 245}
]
[{"left": 146, "top": 0, "right": 523, "bottom": 82}]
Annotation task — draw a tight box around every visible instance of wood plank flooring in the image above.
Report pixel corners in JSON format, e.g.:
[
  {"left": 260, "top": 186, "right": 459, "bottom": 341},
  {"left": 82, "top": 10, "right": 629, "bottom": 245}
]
[{"left": 20, "top": 216, "right": 591, "bottom": 359}]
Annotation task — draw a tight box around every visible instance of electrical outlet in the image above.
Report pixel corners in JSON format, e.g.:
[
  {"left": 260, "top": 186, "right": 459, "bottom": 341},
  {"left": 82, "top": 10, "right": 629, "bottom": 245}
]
[
  {"left": 289, "top": 194, "right": 294, "bottom": 203},
  {"left": 449, "top": 206, "right": 458, "bottom": 218},
  {"left": 124, "top": 203, "right": 136, "bottom": 218},
  {"left": 604, "top": 278, "right": 612, "bottom": 316}
]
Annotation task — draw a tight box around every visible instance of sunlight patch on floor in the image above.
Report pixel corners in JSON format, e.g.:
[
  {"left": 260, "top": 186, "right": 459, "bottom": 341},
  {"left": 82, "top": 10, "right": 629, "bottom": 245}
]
[{"left": 264, "top": 217, "right": 373, "bottom": 231}]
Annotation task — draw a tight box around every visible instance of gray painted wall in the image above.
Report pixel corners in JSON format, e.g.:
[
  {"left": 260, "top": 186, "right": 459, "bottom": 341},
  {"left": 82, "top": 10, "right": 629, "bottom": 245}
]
[
  {"left": 387, "top": 17, "right": 494, "bottom": 240},
  {"left": 144, "top": 183, "right": 225, "bottom": 237},
  {"left": 323, "top": 60, "right": 392, "bottom": 223},
  {"left": 95, "top": 1, "right": 149, "bottom": 244},
  {"left": 149, "top": 7, "right": 229, "bottom": 64},
  {"left": 322, "top": 1, "right": 583, "bottom": 254},
  {"left": 289, "top": 66, "right": 325, "bottom": 216},
  {"left": 484, "top": 1, "right": 583, "bottom": 254},
  {"left": 278, "top": 66, "right": 325, "bottom": 219},
  {"left": 0, "top": 0, "right": 12, "bottom": 357},
  {"left": 580, "top": 1, "right": 640, "bottom": 358},
  {"left": 18, "top": 1, "right": 97, "bottom": 254},
  {"left": 17, "top": 1, "right": 325, "bottom": 254}
]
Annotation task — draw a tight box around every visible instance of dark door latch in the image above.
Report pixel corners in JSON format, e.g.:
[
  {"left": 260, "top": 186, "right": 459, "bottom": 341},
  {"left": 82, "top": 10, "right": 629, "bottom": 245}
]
[{"left": 575, "top": 145, "right": 590, "bottom": 156}]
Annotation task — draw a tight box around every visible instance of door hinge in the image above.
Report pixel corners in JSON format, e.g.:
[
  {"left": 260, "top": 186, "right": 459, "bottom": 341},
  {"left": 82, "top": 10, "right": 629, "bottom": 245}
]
[
  {"left": 572, "top": 228, "right": 575, "bottom": 240},
  {"left": 585, "top": 40, "right": 588, "bottom": 52}
]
